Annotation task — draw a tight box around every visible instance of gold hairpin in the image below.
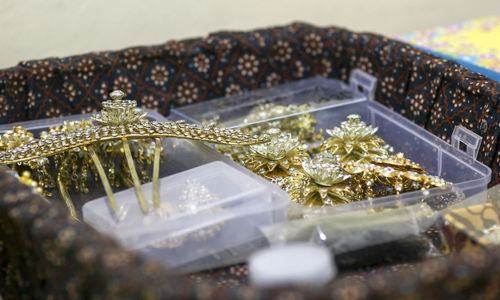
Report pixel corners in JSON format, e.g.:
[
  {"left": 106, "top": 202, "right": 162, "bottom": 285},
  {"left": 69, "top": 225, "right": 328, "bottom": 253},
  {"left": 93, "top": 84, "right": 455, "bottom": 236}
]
[{"left": 0, "top": 90, "right": 268, "bottom": 218}]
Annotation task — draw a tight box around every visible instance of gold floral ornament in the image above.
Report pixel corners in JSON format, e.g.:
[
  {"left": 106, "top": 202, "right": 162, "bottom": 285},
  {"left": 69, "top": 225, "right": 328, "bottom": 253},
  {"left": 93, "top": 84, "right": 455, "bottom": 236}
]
[
  {"left": 320, "top": 114, "right": 393, "bottom": 162},
  {"left": 0, "top": 90, "right": 268, "bottom": 219},
  {"left": 369, "top": 152, "right": 425, "bottom": 174},
  {"left": 243, "top": 129, "right": 308, "bottom": 180},
  {"left": 215, "top": 103, "right": 322, "bottom": 165},
  {"left": 17, "top": 170, "right": 43, "bottom": 195},
  {"left": 92, "top": 90, "right": 147, "bottom": 125},
  {"left": 282, "top": 157, "right": 358, "bottom": 206},
  {"left": 0, "top": 126, "right": 34, "bottom": 150},
  {"left": 241, "top": 102, "right": 321, "bottom": 142},
  {"left": 343, "top": 160, "right": 446, "bottom": 198},
  {"left": 0, "top": 126, "right": 54, "bottom": 194}
]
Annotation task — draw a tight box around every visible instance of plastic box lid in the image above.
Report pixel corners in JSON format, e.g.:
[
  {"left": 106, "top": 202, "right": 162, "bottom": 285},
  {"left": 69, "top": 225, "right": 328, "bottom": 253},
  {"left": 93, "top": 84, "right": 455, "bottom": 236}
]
[{"left": 82, "top": 161, "right": 280, "bottom": 247}]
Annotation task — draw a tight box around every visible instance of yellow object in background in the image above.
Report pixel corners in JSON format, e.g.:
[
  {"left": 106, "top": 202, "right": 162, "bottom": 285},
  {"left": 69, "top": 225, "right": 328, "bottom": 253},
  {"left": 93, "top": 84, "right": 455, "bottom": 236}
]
[{"left": 399, "top": 16, "right": 500, "bottom": 72}]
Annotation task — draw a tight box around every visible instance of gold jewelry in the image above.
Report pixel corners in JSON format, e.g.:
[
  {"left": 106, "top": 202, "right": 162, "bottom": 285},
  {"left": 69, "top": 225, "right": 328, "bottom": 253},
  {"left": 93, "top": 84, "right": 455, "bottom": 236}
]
[
  {"left": 320, "top": 114, "right": 393, "bottom": 163},
  {"left": 243, "top": 129, "right": 308, "bottom": 180},
  {"left": 242, "top": 103, "right": 320, "bottom": 142},
  {"left": 215, "top": 108, "right": 448, "bottom": 207},
  {"left": 17, "top": 170, "right": 44, "bottom": 195},
  {"left": 280, "top": 157, "right": 358, "bottom": 206},
  {"left": 0, "top": 90, "right": 268, "bottom": 218}
]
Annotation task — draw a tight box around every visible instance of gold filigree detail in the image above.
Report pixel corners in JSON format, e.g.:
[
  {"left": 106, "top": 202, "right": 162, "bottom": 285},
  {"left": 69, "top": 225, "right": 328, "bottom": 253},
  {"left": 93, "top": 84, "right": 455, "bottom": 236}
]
[
  {"left": 243, "top": 129, "right": 308, "bottom": 179},
  {"left": 0, "top": 126, "right": 34, "bottom": 151},
  {"left": 280, "top": 158, "right": 359, "bottom": 206},
  {"left": 242, "top": 102, "right": 321, "bottom": 142},
  {"left": 320, "top": 114, "right": 393, "bottom": 162}
]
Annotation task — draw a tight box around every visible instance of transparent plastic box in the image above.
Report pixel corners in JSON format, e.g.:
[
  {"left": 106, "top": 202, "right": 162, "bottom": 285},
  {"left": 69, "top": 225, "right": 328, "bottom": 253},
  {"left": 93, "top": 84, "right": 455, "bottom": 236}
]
[
  {"left": 83, "top": 161, "right": 289, "bottom": 270},
  {"left": 171, "top": 76, "right": 364, "bottom": 126},
  {"left": 171, "top": 74, "right": 492, "bottom": 213}
]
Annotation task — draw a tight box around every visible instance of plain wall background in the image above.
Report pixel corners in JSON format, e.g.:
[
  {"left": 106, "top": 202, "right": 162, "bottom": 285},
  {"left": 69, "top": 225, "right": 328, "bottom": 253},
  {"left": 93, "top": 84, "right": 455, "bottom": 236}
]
[{"left": 1, "top": 0, "right": 499, "bottom": 69}]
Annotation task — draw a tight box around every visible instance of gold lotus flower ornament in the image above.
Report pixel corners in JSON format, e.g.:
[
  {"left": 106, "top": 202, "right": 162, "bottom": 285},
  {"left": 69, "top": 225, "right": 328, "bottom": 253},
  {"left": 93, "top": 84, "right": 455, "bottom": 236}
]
[
  {"left": 244, "top": 129, "right": 307, "bottom": 178},
  {"left": 282, "top": 157, "right": 358, "bottom": 206},
  {"left": 302, "top": 158, "right": 351, "bottom": 186},
  {"left": 250, "top": 128, "right": 299, "bottom": 160},
  {"left": 321, "top": 114, "right": 392, "bottom": 162},
  {"left": 92, "top": 90, "right": 147, "bottom": 125}
]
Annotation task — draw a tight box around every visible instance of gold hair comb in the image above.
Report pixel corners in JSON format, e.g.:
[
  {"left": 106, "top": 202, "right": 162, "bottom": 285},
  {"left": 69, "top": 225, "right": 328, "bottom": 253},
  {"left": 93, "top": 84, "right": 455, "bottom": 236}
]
[{"left": 0, "top": 90, "right": 268, "bottom": 218}]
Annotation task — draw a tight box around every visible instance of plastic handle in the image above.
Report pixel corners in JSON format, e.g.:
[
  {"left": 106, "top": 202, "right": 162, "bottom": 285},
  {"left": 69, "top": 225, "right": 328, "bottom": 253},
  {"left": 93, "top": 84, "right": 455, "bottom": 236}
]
[
  {"left": 349, "top": 69, "right": 377, "bottom": 101},
  {"left": 451, "top": 125, "right": 482, "bottom": 160}
]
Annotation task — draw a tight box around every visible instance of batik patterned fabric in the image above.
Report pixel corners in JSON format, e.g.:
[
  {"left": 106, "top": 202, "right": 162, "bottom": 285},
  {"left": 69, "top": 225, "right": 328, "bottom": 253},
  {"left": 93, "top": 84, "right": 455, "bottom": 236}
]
[
  {"left": 0, "top": 23, "right": 498, "bottom": 186},
  {"left": 0, "top": 23, "right": 500, "bottom": 299},
  {"left": 398, "top": 16, "right": 500, "bottom": 72}
]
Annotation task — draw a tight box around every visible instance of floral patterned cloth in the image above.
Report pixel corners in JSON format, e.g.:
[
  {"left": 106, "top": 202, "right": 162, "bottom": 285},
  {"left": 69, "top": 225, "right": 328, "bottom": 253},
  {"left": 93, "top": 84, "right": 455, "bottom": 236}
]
[{"left": 0, "top": 23, "right": 499, "bottom": 299}]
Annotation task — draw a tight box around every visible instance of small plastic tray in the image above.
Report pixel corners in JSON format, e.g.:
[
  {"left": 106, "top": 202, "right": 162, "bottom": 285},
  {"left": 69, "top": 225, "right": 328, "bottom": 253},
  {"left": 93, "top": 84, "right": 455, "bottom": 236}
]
[
  {"left": 83, "top": 161, "right": 288, "bottom": 269},
  {"left": 171, "top": 74, "right": 492, "bottom": 212}
]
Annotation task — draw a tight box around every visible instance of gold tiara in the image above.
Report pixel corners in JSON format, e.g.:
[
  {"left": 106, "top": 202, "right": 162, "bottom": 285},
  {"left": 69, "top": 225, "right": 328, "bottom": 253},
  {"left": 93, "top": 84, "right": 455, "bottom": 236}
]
[{"left": 0, "top": 90, "right": 268, "bottom": 218}]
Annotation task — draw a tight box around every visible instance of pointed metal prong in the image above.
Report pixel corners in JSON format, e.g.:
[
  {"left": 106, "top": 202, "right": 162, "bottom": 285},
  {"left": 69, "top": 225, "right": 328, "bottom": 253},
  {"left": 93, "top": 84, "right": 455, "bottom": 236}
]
[
  {"left": 57, "top": 173, "right": 78, "bottom": 220},
  {"left": 153, "top": 138, "right": 162, "bottom": 208},
  {"left": 87, "top": 146, "right": 117, "bottom": 212},
  {"left": 122, "top": 138, "right": 149, "bottom": 213}
]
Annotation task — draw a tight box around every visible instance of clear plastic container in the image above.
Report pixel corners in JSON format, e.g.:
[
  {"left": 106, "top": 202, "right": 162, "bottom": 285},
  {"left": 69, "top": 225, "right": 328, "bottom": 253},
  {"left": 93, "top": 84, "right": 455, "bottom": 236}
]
[
  {"left": 170, "top": 76, "right": 364, "bottom": 126},
  {"left": 83, "top": 161, "right": 289, "bottom": 270},
  {"left": 171, "top": 75, "right": 492, "bottom": 212}
]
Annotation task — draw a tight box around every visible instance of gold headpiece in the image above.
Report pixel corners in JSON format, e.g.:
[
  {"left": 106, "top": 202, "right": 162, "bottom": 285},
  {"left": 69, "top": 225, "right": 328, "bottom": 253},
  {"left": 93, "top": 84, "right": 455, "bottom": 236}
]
[{"left": 0, "top": 91, "right": 268, "bottom": 218}]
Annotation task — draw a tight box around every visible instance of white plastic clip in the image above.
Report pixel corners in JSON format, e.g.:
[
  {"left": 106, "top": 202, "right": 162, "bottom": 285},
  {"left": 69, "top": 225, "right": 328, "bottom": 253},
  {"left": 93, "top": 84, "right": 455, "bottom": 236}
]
[
  {"left": 349, "top": 69, "right": 377, "bottom": 101},
  {"left": 451, "top": 125, "right": 482, "bottom": 160}
]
